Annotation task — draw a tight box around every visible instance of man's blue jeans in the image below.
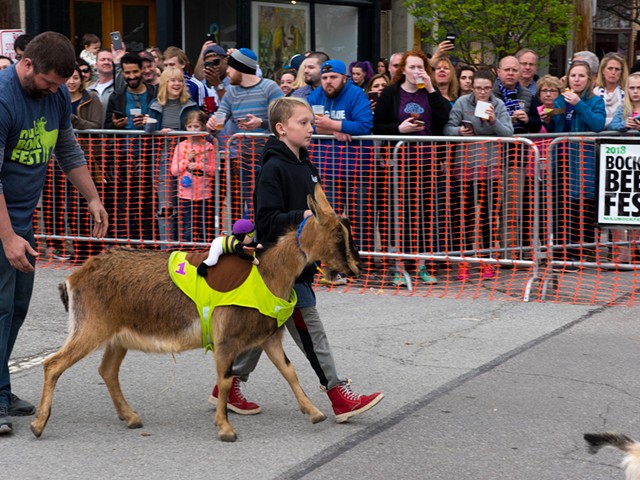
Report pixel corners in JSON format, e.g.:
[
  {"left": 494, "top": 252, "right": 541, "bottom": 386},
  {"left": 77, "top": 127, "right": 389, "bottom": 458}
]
[{"left": 0, "top": 229, "right": 36, "bottom": 407}]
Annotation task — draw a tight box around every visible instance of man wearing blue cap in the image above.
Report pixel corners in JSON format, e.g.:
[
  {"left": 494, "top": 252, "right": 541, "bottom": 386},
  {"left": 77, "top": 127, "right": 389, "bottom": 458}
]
[
  {"left": 306, "top": 59, "right": 374, "bottom": 280},
  {"left": 193, "top": 43, "right": 230, "bottom": 112}
]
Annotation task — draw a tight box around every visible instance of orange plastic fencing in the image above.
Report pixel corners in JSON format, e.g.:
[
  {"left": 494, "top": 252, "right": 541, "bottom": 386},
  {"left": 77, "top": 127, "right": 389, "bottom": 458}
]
[{"left": 35, "top": 131, "right": 640, "bottom": 306}]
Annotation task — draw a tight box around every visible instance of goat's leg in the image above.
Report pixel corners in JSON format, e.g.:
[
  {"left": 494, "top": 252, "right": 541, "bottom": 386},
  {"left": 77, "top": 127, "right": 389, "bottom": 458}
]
[
  {"left": 30, "top": 331, "right": 103, "bottom": 437},
  {"left": 99, "top": 343, "right": 142, "bottom": 429},
  {"left": 261, "top": 335, "right": 326, "bottom": 424},
  {"left": 213, "top": 347, "right": 238, "bottom": 442}
]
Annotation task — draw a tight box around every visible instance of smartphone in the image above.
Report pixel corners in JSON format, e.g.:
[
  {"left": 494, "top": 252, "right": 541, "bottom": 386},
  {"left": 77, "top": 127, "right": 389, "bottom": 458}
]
[
  {"left": 112, "top": 111, "right": 125, "bottom": 120},
  {"left": 412, "top": 119, "right": 425, "bottom": 126},
  {"left": 110, "top": 31, "right": 123, "bottom": 51},
  {"left": 461, "top": 120, "right": 475, "bottom": 134},
  {"left": 204, "top": 61, "right": 217, "bottom": 69},
  {"left": 205, "top": 32, "right": 214, "bottom": 42},
  {"left": 367, "top": 91, "right": 380, "bottom": 102},
  {"left": 446, "top": 32, "right": 456, "bottom": 45}
]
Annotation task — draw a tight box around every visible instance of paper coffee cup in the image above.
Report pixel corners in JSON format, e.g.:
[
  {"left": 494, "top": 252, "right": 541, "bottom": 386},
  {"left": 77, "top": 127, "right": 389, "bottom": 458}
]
[
  {"left": 474, "top": 101, "right": 491, "bottom": 119},
  {"left": 144, "top": 118, "right": 158, "bottom": 133},
  {"left": 130, "top": 108, "right": 142, "bottom": 116}
]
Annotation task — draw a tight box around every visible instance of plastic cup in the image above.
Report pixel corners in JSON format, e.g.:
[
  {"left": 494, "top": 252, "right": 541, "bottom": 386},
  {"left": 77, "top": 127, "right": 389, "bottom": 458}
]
[
  {"left": 312, "top": 105, "right": 324, "bottom": 117},
  {"left": 144, "top": 118, "right": 158, "bottom": 134},
  {"left": 214, "top": 112, "right": 225, "bottom": 130},
  {"left": 203, "top": 97, "right": 217, "bottom": 113}
]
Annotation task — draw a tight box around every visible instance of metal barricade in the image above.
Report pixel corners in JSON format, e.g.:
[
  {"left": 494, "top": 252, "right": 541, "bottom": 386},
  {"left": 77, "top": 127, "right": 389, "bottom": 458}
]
[
  {"left": 37, "top": 129, "right": 222, "bottom": 258},
  {"left": 38, "top": 129, "right": 640, "bottom": 305}
]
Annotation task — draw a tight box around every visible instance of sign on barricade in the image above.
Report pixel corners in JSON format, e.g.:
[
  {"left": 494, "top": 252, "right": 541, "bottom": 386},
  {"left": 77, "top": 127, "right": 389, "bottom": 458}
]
[{"left": 597, "top": 138, "right": 640, "bottom": 225}]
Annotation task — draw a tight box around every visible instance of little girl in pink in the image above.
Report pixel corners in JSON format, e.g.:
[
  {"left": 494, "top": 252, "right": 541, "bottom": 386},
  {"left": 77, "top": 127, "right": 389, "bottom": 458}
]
[{"left": 171, "top": 110, "right": 216, "bottom": 242}]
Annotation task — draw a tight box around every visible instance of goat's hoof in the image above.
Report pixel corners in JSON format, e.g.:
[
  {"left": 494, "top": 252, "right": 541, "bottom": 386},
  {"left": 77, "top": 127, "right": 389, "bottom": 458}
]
[
  {"left": 310, "top": 412, "right": 327, "bottom": 424},
  {"left": 30, "top": 423, "right": 43, "bottom": 438},
  {"left": 218, "top": 431, "right": 237, "bottom": 442}
]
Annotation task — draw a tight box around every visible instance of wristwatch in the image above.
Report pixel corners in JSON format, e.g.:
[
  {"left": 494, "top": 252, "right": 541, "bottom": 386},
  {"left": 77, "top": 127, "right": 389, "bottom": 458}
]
[{"left": 216, "top": 84, "right": 225, "bottom": 91}]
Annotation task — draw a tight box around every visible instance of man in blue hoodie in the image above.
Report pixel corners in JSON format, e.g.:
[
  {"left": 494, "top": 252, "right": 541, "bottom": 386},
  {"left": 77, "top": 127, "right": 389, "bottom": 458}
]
[{"left": 307, "top": 60, "right": 374, "bottom": 277}]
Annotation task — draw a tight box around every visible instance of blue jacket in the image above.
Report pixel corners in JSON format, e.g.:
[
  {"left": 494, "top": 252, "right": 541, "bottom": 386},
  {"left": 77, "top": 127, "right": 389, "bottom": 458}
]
[
  {"left": 546, "top": 94, "right": 605, "bottom": 199},
  {"left": 307, "top": 80, "right": 373, "bottom": 174}
]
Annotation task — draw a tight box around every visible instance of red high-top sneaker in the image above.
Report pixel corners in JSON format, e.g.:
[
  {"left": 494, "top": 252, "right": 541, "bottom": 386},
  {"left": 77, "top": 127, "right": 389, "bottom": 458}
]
[
  {"left": 326, "top": 380, "right": 384, "bottom": 423},
  {"left": 209, "top": 377, "right": 261, "bottom": 415}
]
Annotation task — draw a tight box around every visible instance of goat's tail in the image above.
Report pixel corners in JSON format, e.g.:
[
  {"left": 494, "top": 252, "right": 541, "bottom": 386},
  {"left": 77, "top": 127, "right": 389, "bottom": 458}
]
[{"left": 58, "top": 282, "right": 69, "bottom": 313}]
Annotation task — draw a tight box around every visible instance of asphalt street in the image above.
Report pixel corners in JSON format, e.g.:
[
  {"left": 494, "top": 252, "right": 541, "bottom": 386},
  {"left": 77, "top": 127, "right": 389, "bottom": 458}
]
[{"left": 3, "top": 264, "right": 640, "bottom": 479}]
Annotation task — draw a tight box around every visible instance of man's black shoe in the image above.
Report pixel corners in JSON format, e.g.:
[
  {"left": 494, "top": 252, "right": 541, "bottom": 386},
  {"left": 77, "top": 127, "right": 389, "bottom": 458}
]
[{"left": 9, "top": 393, "right": 36, "bottom": 416}]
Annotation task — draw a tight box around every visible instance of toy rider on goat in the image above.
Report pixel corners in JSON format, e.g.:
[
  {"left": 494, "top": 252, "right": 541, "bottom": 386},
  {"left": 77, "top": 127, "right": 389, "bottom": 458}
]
[{"left": 197, "top": 219, "right": 263, "bottom": 277}]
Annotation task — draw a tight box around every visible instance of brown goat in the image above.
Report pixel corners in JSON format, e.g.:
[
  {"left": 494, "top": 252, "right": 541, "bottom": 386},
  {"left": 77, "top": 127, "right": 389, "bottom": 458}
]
[{"left": 30, "top": 184, "right": 360, "bottom": 442}]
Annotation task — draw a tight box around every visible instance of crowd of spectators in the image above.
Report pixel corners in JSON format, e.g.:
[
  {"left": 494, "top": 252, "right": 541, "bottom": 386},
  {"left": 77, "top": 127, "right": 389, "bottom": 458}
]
[{"left": 10, "top": 31, "right": 640, "bottom": 279}]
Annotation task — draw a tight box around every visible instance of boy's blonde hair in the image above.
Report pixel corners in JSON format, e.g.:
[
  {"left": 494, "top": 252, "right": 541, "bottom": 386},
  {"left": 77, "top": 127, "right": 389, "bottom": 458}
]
[{"left": 268, "top": 97, "right": 312, "bottom": 138}]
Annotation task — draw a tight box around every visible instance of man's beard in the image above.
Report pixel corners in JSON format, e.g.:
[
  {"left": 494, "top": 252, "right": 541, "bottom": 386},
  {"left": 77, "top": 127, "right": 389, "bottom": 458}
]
[
  {"left": 23, "top": 74, "right": 51, "bottom": 98},
  {"left": 126, "top": 77, "right": 142, "bottom": 89},
  {"left": 325, "top": 81, "right": 345, "bottom": 99}
]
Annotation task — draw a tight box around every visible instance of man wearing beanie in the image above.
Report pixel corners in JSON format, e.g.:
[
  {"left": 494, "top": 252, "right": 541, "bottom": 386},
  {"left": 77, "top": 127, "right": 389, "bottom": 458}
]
[{"left": 206, "top": 47, "right": 283, "bottom": 221}]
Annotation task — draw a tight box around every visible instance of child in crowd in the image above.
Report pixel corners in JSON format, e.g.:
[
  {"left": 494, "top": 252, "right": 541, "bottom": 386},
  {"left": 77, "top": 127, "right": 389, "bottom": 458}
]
[
  {"left": 78, "top": 33, "right": 101, "bottom": 82},
  {"left": 208, "top": 97, "right": 384, "bottom": 422},
  {"left": 170, "top": 110, "right": 216, "bottom": 243}
]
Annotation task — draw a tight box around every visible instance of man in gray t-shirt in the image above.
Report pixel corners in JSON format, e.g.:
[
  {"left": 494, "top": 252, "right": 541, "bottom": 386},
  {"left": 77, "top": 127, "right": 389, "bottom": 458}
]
[{"left": 0, "top": 31, "right": 108, "bottom": 435}]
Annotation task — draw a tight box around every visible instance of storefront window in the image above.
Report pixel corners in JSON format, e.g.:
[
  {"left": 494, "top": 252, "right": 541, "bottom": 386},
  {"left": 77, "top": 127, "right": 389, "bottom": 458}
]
[
  {"left": 184, "top": 0, "right": 237, "bottom": 65},
  {"left": 315, "top": 4, "right": 358, "bottom": 65}
]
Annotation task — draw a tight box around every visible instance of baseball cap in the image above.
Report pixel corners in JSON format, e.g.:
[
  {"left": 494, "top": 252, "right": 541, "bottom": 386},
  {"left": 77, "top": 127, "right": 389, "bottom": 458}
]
[
  {"left": 321, "top": 59, "right": 346, "bottom": 75},
  {"left": 139, "top": 51, "right": 154, "bottom": 63},
  {"left": 232, "top": 219, "right": 256, "bottom": 236},
  {"left": 203, "top": 45, "right": 226, "bottom": 59}
]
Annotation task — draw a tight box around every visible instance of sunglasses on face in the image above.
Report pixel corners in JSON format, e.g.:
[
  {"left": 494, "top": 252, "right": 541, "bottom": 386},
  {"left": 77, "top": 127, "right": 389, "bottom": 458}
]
[
  {"left": 80, "top": 68, "right": 91, "bottom": 74},
  {"left": 204, "top": 58, "right": 224, "bottom": 68}
]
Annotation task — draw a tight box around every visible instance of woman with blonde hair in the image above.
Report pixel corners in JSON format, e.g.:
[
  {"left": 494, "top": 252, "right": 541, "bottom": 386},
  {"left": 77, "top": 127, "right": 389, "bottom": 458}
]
[
  {"left": 432, "top": 56, "right": 458, "bottom": 105},
  {"left": 147, "top": 66, "right": 199, "bottom": 243},
  {"left": 147, "top": 66, "right": 198, "bottom": 132},
  {"left": 535, "top": 74, "right": 562, "bottom": 133},
  {"left": 594, "top": 52, "right": 629, "bottom": 129}
]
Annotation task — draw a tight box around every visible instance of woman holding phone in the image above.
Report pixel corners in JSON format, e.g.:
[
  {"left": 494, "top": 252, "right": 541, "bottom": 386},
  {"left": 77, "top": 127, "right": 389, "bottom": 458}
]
[{"left": 373, "top": 49, "right": 451, "bottom": 286}]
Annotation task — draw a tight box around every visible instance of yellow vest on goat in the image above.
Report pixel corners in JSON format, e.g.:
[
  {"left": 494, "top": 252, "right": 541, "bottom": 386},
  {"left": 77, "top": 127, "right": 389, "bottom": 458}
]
[{"left": 168, "top": 251, "right": 297, "bottom": 352}]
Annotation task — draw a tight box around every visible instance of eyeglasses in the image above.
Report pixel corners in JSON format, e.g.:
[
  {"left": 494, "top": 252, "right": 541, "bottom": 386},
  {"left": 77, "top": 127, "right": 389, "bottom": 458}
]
[
  {"left": 473, "top": 86, "right": 492, "bottom": 92},
  {"left": 540, "top": 88, "right": 559, "bottom": 94}
]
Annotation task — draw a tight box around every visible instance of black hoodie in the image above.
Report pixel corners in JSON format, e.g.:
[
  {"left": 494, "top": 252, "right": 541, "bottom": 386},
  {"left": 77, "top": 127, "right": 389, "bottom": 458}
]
[{"left": 253, "top": 136, "right": 320, "bottom": 283}]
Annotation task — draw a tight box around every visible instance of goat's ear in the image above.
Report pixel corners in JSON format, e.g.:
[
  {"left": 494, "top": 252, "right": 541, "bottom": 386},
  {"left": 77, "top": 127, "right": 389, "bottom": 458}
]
[
  {"left": 307, "top": 193, "right": 319, "bottom": 217},
  {"left": 312, "top": 184, "right": 335, "bottom": 216}
]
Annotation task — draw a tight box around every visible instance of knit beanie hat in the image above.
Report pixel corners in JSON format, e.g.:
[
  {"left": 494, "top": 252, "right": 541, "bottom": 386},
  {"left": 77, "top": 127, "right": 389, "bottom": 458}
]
[{"left": 228, "top": 48, "right": 258, "bottom": 75}]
